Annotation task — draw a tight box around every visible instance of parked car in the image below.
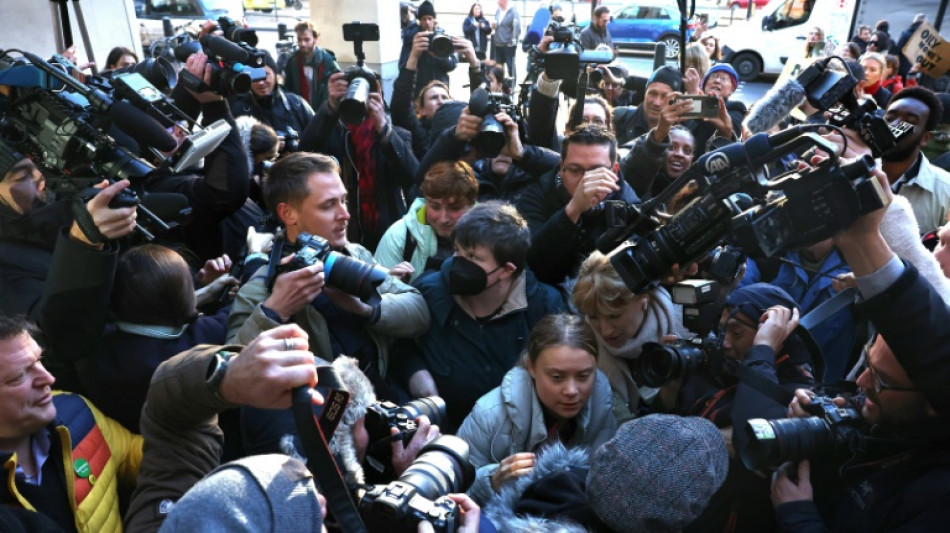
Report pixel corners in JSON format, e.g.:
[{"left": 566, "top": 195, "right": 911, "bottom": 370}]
[
  {"left": 578, "top": 2, "right": 697, "bottom": 58},
  {"left": 136, "top": 0, "right": 245, "bottom": 48},
  {"left": 243, "top": 0, "right": 286, "bottom": 12}
]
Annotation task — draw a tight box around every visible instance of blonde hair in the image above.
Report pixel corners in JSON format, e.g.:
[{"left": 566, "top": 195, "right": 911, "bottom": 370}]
[
  {"left": 685, "top": 43, "right": 710, "bottom": 79},
  {"left": 573, "top": 251, "right": 647, "bottom": 316}
]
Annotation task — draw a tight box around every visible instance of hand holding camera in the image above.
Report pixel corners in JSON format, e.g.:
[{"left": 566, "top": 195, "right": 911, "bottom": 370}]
[
  {"left": 565, "top": 166, "right": 621, "bottom": 222},
  {"left": 69, "top": 179, "right": 138, "bottom": 248},
  {"left": 454, "top": 107, "right": 483, "bottom": 142},
  {"left": 326, "top": 71, "right": 349, "bottom": 113},
  {"left": 263, "top": 259, "right": 326, "bottom": 321},
  {"left": 183, "top": 51, "right": 222, "bottom": 103},
  {"left": 408, "top": 31, "right": 432, "bottom": 68},
  {"left": 390, "top": 414, "right": 441, "bottom": 476}
]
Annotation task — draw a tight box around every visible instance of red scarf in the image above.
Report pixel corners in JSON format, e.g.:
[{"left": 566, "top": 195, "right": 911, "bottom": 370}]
[
  {"left": 347, "top": 120, "right": 379, "bottom": 238},
  {"left": 297, "top": 59, "right": 310, "bottom": 100}
]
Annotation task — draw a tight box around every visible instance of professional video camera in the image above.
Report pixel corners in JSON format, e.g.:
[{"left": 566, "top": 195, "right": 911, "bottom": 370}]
[
  {"left": 540, "top": 18, "right": 614, "bottom": 82},
  {"left": 174, "top": 17, "right": 267, "bottom": 97},
  {"left": 796, "top": 56, "right": 915, "bottom": 158},
  {"left": 358, "top": 435, "right": 475, "bottom": 533},
  {"left": 740, "top": 395, "right": 863, "bottom": 471},
  {"left": 0, "top": 50, "right": 198, "bottom": 239},
  {"left": 340, "top": 22, "right": 381, "bottom": 126},
  {"left": 468, "top": 87, "right": 522, "bottom": 158},
  {"left": 601, "top": 130, "right": 886, "bottom": 294},
  {"left": 277, "top": 231, "right": 388, "bottom": 306},
  {"left": 363, "top": 397, "right": 446, "bottom": 483}
]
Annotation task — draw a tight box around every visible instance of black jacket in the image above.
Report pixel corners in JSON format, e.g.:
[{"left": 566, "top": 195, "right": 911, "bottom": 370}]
[
  {"left": 228, "top": 86, "right": 315, "bottom": 137},
  {"left": 613, "top": 105, "right": 651, "bottom": 147},
  {"left": 145, "top": 93, "right": 250, "bottom": 261},
  {"left": 774, "top": 263, "right": 950, "bottom": 531},
  {"left": 300, "top": 102, "right": 419, "bottom": 251},
  {"left": 514, "top": 146, "right": 641, "bottom": 285}
]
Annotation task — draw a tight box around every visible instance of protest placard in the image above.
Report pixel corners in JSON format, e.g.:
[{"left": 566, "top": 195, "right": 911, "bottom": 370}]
[{"left": 903, "top": 21, "right": 950, "bottom": 77}]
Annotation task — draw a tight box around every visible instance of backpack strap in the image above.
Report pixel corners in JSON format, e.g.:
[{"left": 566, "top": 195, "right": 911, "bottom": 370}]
[{"left": 402, "top": 225, "right": 418, "bottom": 263}]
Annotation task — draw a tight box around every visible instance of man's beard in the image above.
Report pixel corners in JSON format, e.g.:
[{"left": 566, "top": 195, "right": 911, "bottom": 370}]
[{"left": 882, "top": 133, "right": 924, "bottom": 163}]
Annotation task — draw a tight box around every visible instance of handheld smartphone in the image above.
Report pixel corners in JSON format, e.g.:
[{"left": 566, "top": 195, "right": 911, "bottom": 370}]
[
  {"left": 342, "top": 22, "right": 380, "bottom": 42},
  {"left": 674, "top": 95, "right": 720, "bottom": 119}
]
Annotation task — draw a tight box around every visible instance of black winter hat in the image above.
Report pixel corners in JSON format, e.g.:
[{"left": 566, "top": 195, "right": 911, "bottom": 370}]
[
  {"left": 647, "top": 65, "right": 683, "bottom": 93},
  {"left": 417, "top": 0, "right": 436, "bottom": 19}
]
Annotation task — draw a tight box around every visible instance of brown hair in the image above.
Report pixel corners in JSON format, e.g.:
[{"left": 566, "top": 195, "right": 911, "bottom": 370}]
[
  {"left": 573, "top": 251, "right": 651, "bottom": 316},
  {"left": 522, "top": 314, "right": 598, "bottom": 368},
  {"left": 111, "top": 244, "right": 196, "bottom": 327},
  {"left": 263, "top": 152, "right": 341, "bottom": 214},
  {"left": 567, "top": 95, "right": 614, "bottom": 133},
  {"left": 419, "top": 161, "right": 478, "bottom": 206},
  {"left": 415, "top": 80, "right": 451, "bottom": 118},
  {"left": 294, "top": 20, "right": 319, "bottom": 39}
]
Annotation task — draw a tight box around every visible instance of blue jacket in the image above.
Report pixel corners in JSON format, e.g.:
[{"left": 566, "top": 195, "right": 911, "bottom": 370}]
[
  {"left": 742, "top": 250, "right": 857, "bottom": 382},
  {"left": 406, "top": 258, "right": 567, "bottom": 432}
]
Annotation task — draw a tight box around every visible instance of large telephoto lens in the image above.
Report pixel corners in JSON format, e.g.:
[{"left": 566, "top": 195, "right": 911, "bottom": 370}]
[
  {"left": 323, "top": 250, "right": 388, "bottom": 306},
  {"left": 429, "top": 33, "right": 455, "bottom": 57},
  {"left": 339, "top": 77, "right": 371, "bottom": 126},
  {"left": 740, "top": 416, "right": 830, "bottom": 471},
  {"left": 396, "top": 435, "right": 474, "bottom": 500}
]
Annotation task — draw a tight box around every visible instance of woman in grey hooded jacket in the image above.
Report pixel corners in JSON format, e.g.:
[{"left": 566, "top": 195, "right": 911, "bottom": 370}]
[{"left": 457, "top": 314, "right": 617, "bottom": 504}]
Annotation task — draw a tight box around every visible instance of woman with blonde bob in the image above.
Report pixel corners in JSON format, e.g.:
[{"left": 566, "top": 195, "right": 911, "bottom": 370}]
[{"left": 572, "top": 251, "right": 688, "bottom": 423}]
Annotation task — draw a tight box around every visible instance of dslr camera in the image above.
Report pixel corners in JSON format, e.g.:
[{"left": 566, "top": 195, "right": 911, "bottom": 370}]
[
  {"left": 359, "top": 435, "right": 475, "bottom": 533},
  {"left": 363, "top": 397, "right": 446, "bottom": 483},
  {"left": 340, "top": 22, "right": 381, "bottom": 126},
  {"left": 741, "top": 395, "right": 864, "bottom": 471},
  {"left": 468, "top": 87, "right": 521, "bottom": 158},
  {"left": 284, "top": 232, "right": 388, "bottom": 306},
  {"left": 174, "top": 17, "right": 267, "bottom": 96},
  {"left": 635, "top": 336, "right": 727, "bottom": 388},
  {"left": 428, "top": 28, "right": 456, "bottom": 58}
]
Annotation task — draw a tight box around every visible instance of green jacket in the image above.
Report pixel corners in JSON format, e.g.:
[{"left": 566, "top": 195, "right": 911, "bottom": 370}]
[
  {"left": 283, "top": 47, "right": 340, "bottom": 112},
  {"left": 374, "top": 197, "right": 436, "bottom": 283},
  {"left": 226, "top": 242, "right": 430, "bottom": 377}
]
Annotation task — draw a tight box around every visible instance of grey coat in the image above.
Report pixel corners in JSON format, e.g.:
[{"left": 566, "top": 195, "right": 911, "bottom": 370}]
[{"left": 457, "top": 365, "right": 617, "bottom": 504}]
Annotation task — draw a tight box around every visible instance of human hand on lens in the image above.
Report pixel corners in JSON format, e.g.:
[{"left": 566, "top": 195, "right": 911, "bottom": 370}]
[
  {"left": 327, "top": 72, "right": 348, "bottom": 112},
  {"left": 454, "top": 107, "right": 483, "bottom": 142},
  {"left": 390, "top": 415, "right": 441, "bottom": 476}
]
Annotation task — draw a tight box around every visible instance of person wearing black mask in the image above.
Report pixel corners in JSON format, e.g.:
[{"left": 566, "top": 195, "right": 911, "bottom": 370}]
[{"left": 392, "top": 201, "right": 566, "bottom": 432}]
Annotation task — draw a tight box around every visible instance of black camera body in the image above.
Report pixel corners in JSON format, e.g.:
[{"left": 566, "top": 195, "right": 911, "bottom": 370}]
[
  {"left": 541, "top": 19, "right": 614, "bottom": 82},
  {"left": 217, "top": 16, "right": 259, "bottom": 46},
  {"left": 282, "top": 232, "right": 387, "bottom": 306},
  {"left": 363, "top": 397, "right": 446, "bottom": 484},
  {"left": 827, "top": 98, "right": 916, "bottom": 158},
  {"left": 174, "top": 22, "right": 267, "bottom": 97},
  {"left": 359, "top": 435, "right": 475, "bottom": 533},
  {"left": 741, "top": 396, "right": 864, "bottom": 471},
  {"left": 635, "top": 336, "right": 726, "bottom": 388},
  {"left": 428, "top": 28, "right": 456, "bottom": 57},
  {"left": 468, "top": 88, "right": 521, "bottom": 158},
  {"left": 276, "top": 127, "right": 300, "bottom": 154}
]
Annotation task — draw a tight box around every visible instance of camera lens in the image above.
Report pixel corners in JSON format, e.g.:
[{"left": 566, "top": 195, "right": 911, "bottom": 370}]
[
  {"left": 740, "top": 416, "right": 830, "bottom": 471},
  {"left": 637, "top": 342, "right": 707, "bottom": 388},
  {"left": 399, "top": 397, "right": 446, "bottom": 427},
  {"left": 323, "top": 250, "right": 388, "bottom": 306},
  {"left": 430, "top": 34, "right": 455, "bottom": 57},
  {"left": 220, "top": 68, "right": 252, "bottom": 95},
  {"left": 473, "top": 115, "right": 506, "bottom": 158},
  {"left": 340, "top": 77, "right": 371, "bottom": 126},
  {"left": 397, "top": 435, "right": 475, "bottom": 499},
  {"left": 226, "top": 27, "right": 258, "bottom": 47},
  {"left": 112, "top": 58, "right": 178, "bottom": 92}
]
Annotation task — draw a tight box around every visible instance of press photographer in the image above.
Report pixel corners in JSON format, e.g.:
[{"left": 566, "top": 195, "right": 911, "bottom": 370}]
[
  {"left": 299, "top": 23, "right": 419, "bottom": 251},
  {"left": 747, "top": 155, "right": 950, "bottom": 530},
  {"left": 227, "top": 152, "right": 429, "bottom": 449},
  {"left": 650, "top": 283, "right": 815, "bottom": 532}
]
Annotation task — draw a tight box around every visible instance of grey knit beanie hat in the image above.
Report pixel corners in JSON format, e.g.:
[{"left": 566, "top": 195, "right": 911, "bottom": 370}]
[{"left": 586, "top": 414, "right": 729, "bottom": 533}]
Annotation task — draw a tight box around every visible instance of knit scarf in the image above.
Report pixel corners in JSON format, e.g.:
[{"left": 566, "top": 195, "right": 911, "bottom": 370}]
[
  {"left": 347, "top": 120, "right": 379, "bottom": 238},
  {"left": 594, "top": 287, "right": 681, "bottom": 413},
  {"left": 865, "top": 79, "right": 883, "bottom": 95}
]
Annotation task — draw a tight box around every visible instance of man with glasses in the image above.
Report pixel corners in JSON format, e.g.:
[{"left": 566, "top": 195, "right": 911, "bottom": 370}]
[
  {"left": 687, "top": 63, "right": 746, "bottom": 156},
  {"left": 771, "top": 154, "right": 950, "bottom": 530},
  {"left": 515, "top": 123, "right": 640, "bottom": 285}
]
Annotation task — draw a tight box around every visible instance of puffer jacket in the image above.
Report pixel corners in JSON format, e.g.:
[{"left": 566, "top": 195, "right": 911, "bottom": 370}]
[
  {"left": 1, "top": 393, "right": 143, "bottom": 533},
  {"left": 374, "top": 197, "right": 438, "bottom": 283},
  {"left": 457, "top": 365, "right": 617, "bottom": 505},
  {"left": 226, "top": 242, "right": 431, "bottom": 378}
]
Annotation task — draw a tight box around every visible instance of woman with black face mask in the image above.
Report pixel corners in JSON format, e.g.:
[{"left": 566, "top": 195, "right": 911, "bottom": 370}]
[{"left": 390, "top": 201, "right": 567, "bottom": 433}]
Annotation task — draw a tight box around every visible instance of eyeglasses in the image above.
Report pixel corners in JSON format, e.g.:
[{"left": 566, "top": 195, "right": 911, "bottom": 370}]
[
  {"left": 706, "top": 73, "right": 733, "bottom": 84},
  {"left": 560, "top": 164, "right": 608, "bottom": 180},
  {"left": 867, "top": 363, "right": 919, "bottom": 394},
  {"left": 869, "top": 40, "right": 879, "bottom": 45}
]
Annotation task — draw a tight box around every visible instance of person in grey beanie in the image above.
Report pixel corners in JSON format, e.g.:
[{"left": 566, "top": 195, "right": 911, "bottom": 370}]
[{"left": 483, "top": 414, "right": 728, "bottom": 532}]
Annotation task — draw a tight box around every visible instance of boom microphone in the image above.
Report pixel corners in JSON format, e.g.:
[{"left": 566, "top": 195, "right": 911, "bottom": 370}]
[
  {"left": 108, "top": 101, "right": 177, "bottom": 152},
  {"left": 743, "top": 76, "right": 807, "bottom": 135}
]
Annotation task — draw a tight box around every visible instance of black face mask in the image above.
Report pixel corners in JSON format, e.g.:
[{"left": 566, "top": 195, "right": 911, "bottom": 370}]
[{"left": 448, "top": 256, "right": 502, "bottom": 296}]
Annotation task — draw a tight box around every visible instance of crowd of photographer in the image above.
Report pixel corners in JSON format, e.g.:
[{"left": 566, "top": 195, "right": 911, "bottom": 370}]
[{"left": 3, "top": 4, "right": 950, "bottom": 533}]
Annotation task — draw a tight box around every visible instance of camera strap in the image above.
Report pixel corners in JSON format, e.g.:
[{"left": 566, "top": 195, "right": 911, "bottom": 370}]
[
  {"left": 728, "top": 359, "right": 795, "bottom": 407},
  {"left": 795, "top": 287, "right": 859, "bottom": 383},
  {"left": 291, "top": 367, "right": 368, "bottom": 533}
]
